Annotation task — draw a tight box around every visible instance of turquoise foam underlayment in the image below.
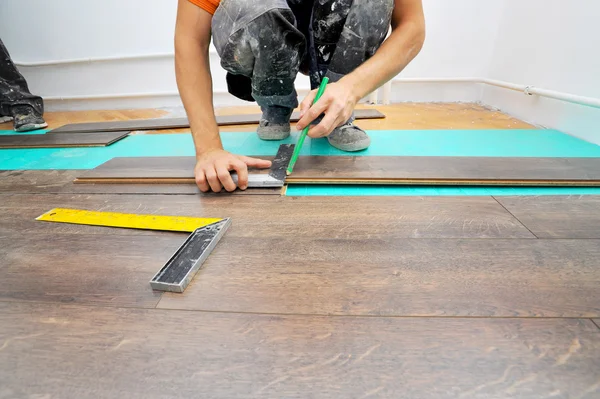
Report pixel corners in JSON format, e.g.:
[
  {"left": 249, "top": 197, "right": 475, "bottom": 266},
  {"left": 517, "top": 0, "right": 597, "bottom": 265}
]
[
  {"left": 2, "top": 129, "right": 600, "bottom": 196},
  {"left": 0, "top": 129, "right": 48, "bottom": 135}
]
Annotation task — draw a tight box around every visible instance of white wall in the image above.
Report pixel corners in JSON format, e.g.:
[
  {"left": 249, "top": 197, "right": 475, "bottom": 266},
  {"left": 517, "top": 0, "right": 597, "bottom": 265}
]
[
  {"left": 0, "top": 0, "right": 504, "bottom": 110},
  {"left": 482, "top": 0, "right": 600, "bottom": 144},
  {"left": 2, "top": 0, "right": 599, "bottom": 146}
]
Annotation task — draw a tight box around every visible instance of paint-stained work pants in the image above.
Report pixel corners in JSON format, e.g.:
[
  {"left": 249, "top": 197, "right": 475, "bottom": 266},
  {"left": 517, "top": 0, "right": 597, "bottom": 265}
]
[
  {"left": 212, "top": 0, "right": 394, "bottom": 110},
  {"left": 0, "top": 39, "right": 44, "bottom": 117}
]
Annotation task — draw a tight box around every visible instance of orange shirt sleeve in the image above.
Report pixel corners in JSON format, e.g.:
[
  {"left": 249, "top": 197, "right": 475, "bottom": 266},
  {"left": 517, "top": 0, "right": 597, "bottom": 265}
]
[{"left": 188, "top": 0, "right": 220, "bottom": 15}]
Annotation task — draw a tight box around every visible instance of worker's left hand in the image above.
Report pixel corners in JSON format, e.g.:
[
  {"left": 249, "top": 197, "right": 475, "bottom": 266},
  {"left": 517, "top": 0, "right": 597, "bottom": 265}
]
[{"left": 296, "top": 81, "right": 359, "bottom": 138}]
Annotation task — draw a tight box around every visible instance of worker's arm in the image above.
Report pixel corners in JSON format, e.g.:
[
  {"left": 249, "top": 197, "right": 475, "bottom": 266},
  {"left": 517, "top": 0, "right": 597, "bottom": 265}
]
[
  {"left": 175, "top": 0, "right": 271, "bottom": 192},
  {"left": 297, "top": 0, "right": 426, "bottom": 137}
]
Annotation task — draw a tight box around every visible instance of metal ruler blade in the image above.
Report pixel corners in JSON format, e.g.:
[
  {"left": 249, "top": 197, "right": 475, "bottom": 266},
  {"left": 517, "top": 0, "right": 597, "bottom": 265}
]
[
  {"left": 230, "top": 143, "right": 295, "bottom": 187},
  {"left": 150, "top": 218, "right": 232, "bottom": 292},
  {"left": 36, "top": 208, "right": 223, "bottom": 233}
]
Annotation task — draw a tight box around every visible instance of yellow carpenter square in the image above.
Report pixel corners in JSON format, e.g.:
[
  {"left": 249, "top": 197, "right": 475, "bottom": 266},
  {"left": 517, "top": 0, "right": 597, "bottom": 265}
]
[{"left": 36, "top": 208, "right": 223, "bottom": 233}]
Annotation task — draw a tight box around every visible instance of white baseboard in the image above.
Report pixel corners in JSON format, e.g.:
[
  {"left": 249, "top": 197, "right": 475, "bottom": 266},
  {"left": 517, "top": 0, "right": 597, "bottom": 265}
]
[{"left": 482, "top": 85, "right": 600, "bottom": 145}]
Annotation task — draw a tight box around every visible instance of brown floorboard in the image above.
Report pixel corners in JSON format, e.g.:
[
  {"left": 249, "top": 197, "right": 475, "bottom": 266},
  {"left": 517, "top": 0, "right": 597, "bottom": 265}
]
[
  {"left": 76, "top": 156, "right": 600, "bottom": 186},
  {"left": 0, "top": 302, "right": 598, "bottom": 399},
  {"left": 0, "top": 103, "right": 534, "bottom": 132},
  {"left": 0, "top": 170, "right": 280, "bottom": 195},
  {"left": 0, "top": 233, "right": 183, "bottom": 307},
  {"left": 47, "top": 109, "right": 384, "bottom": 133},
  {"left": 0, "top": 194, "right": 533, "bottom": 239},
  {"left": 495, "top": 196, "right": 600, "bottom": 238},
  {"left": 0, "top": 132, "right": 128, "bottom": 148},
  {"left": 157, "top": 237, "right": 600, "bottom": 317}
]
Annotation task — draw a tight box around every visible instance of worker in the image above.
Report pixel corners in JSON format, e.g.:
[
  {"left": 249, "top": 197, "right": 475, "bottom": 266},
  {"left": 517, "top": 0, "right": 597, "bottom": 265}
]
[
  {"left": 175, "top": 0, "right": 425, "bottom": 192},
  {"left": 0, "top": 39, "right": 48, "bottom": 132}
]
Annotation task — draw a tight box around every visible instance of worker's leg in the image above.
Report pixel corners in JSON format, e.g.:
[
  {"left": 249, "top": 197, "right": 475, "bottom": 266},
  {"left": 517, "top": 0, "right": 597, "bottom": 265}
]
[
  {"left": 212, "top": 0, "right": 306, "bottom": 140},
  {"left": 0, "top": 39, "right": 47, "bottom": 131},
  {"left": 311, "top": 0, "right": 394, "bottom": 151}
]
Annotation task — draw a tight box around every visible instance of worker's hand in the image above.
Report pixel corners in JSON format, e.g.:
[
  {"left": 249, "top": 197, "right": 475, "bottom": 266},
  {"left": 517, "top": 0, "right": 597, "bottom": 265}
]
[
  {"left": 296, "top": 81, "right": 359, "bottom": 138},
  {"left": 195, "top": 149, "right": 272, "bottom": 192}
]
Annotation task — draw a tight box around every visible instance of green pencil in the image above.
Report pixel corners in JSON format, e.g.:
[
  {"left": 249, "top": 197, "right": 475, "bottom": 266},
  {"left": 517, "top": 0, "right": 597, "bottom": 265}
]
[{"left": 286, "top": 77, "right": 329, "bottom": 175}]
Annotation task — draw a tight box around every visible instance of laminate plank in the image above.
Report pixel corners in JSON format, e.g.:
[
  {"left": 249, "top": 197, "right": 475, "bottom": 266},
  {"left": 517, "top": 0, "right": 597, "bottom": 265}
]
[
  {"left": 1, "top": 302, "right": 599, "bottom": 399},
  {"left": 0, "top": 233, "right": 182, "bottom": 307},
  {"left": 0, "top": 194, "right": 533, "bottom": 238},
  {"left": 0, "top": 170, "right": 280, "bottom": 195},
  {"left": 0, "top": 132, "right": 128, "bottom": 148},
  {"left": 157, "top": 237, "right": 600, "bottom": 317},
  {"left": 495, "top": 196, "right": 600, "bottom": 238},
  {"left": 76, "top": 156, "right": 600, "bottom": 186},
  {"left": 49, "top": 109, "right": 385, "bottom": 133},
  {"left": 288, "top": 156, "right": 600, "bottom": 185},
  {"left": 75, "top": 156, "right": 276, "bottom": 185},
  {"left": 0, "top": 103, "right": 532, "bottom": 132}
]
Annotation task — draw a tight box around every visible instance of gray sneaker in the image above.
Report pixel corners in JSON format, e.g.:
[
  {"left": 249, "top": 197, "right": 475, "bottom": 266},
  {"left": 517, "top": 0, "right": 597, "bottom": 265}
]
[
  {"left": 327, "top": 123, "right": 371, "bottom": 152},
  {"left": 0, "top": 115, "right": 13, "bottom": 124},
  {"left": 11, "top": 105, "right": 48, "bottom": 132},
  {"left": 257, "top": 120, "right": 291, "bottom": 140},
  {"left": 257, "top": 106, "right": 292, "bottom": 141}
]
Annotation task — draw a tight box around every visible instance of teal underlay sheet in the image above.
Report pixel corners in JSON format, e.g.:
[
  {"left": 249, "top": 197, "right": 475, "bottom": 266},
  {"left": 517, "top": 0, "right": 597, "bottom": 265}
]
[{"left": 1, "top": 129, "right": 600, "bottom": 196}]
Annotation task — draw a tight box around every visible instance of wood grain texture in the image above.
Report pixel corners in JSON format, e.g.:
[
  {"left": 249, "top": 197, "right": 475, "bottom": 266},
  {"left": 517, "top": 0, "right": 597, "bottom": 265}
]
[
  {"left": 0, "top": 302, "right": 598, "bottom": 399},
  {"left": 157, "top": 237, "right": 600, "bottom": 317},
  {"left": 0, "top": 233, "right": 182, "bottom": 307},
  {"left": 77, "top": 156, "right": 600, "bottom": 186},
  {"left": 0, "top": 104, "right": 534, "bottom": 133},
  {"left": 495, "top": 196, "right": 600, "bottom": 239},
  {"left": 0, "top": 194, "right": 533, "bottom": 239},
  {"left": 0, "top": 170, "right": 280, "bottom": 195},
  {"left": 287, "top": 156, "right": 600, "bottom": 185},
  {"left": 75, "top": 156, "right": 275, "bottom": 185},
  {"left": 49, "top": 109, "right": 385, "bottom": 133},
  {"left": 0, "top": 131, "right": 128, "bottom": 148}
]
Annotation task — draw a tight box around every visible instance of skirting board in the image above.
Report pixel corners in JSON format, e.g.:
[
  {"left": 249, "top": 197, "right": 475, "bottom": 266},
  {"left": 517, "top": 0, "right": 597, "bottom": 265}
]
[
  {"left": 0, "top": 131, "right": 129, "bottom": 149},
  {"left": 75, "top": 156, "right": 600, "bottom": 187},
  {"left": 50, "top": 109, "right": 385, "bottom": 134}
]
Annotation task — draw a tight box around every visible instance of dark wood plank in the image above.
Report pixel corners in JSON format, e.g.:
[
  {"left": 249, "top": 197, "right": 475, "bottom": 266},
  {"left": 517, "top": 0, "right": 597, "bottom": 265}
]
[
  {"left": 0, "top": 233, "right": 182, "bottom": 307},
  {"left": 0, "top": 131, "right": 128, "bottom": 148},
  {"left": 0, "top": 170, "right": 80, "bottom": 193},
  {"left": 49, "top": 109, "right": 386, "bottom": 133},
  {"left": 495, "top": 195, "right": 600, "bottom": 238},
  {"left": 76, "top": 156, "right": 195, "bottom": 181},
  {"left": 0, "top": 170, "right": 280, "bottom": 195},
  {"left": 288, "top": 156, "right": 600, "bottom": 185},
  {"left": 75, "top": 156, "right": 276, "bottom": 184},
  {"left": 76, "top": 156, "right": 600, "bottom": 186},
  {"left": 0, "top": 194, "right": 533, "bottom": 238},
  {"left": 157, "top": 237, "right": 600, "bottom": 317},
  {"left": 1, "top": 302, "right": 599, "bottom": 399}
]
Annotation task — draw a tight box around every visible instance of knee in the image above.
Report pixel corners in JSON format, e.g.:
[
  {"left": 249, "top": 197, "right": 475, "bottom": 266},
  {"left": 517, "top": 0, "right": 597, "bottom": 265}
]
[
  {"left": 369, "top": 0, "right": 394, "bottom": 16},
  {"left": 344, "top": 0, "right": 394, "bottom": 41}
]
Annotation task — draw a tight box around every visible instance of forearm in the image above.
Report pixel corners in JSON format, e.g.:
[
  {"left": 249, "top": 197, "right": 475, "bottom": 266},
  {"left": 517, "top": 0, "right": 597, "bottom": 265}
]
[
  {"left": 342, "top": 19, "right": 425, "bottom": 101},
  {"left": 175, "top": 38, "right": 222, "bottom": 157}
]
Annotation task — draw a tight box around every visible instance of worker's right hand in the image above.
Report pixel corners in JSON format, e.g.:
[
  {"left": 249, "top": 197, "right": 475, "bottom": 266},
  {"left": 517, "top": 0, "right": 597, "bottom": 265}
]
[{"left": 194, "top": 149, "right": 272, "bottom": 193}]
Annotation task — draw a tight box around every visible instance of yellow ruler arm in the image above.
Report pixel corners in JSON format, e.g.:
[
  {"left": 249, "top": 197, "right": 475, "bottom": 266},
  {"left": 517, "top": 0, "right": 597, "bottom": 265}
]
[{"left": 36, "top": 208, "right": 223, "bottom": 233}]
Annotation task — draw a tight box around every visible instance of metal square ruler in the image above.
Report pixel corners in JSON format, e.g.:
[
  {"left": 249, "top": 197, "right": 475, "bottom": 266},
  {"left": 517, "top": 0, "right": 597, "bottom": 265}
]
[{"left": 37, "top": 208, "right": 231, "bottom": 293}]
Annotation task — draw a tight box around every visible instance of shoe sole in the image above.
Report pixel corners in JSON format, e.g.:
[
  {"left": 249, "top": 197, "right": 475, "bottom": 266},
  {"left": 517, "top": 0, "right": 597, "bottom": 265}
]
[
  {"left": 15, "top": 122, "right": 49, "bottom": 133},
  {"left": 257, "top": 126, "right": 291, "bottom": 141},
  {"left": 0, "top": 116, "right": 13, "bottom": 124},
  {"left": 327, "top": 137, "right": 371, "bottom": 152}
]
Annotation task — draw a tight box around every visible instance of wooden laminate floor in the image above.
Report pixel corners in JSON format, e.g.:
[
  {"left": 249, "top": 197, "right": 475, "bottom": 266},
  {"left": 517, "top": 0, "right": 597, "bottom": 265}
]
[
  {"left": 0, "top": 103, "right": 536, "bottom": 133},
  {"left": 1, "top": 105, "right": 599, "bottom": 399}
]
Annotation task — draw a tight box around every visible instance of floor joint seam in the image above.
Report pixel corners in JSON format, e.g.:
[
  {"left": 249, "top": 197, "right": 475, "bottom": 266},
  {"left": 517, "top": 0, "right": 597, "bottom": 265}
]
[
  {"left": 0, "top": 299, "right": 597, "bottom": 320},
  {"left": 492, "top": 195, "right": 540, "bottom": 238}
]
